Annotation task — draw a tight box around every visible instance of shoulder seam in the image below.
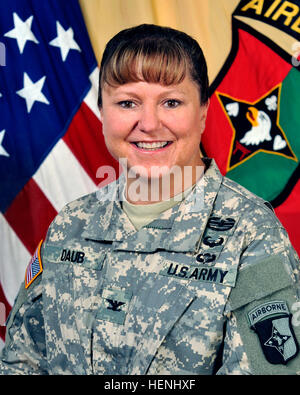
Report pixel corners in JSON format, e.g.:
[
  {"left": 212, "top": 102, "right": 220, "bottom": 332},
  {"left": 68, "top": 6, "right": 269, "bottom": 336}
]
[{"left": 221, "top": 177, "right": 281, "bottom": 227}]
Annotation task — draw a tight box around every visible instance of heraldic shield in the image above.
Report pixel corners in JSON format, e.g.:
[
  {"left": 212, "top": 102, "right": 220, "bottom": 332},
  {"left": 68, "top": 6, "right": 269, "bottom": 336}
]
[
  {"left": 248, "top": 301, "right": 299, "bottom": 365},
  {"left": 202, "top": 8, "right": 300, "bottom": 259},
  {"left": 203, "top": 20, "right": 300, "bottom": 200}
]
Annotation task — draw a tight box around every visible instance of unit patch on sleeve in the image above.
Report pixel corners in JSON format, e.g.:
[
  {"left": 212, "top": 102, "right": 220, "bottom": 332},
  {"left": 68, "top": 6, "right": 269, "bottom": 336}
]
[
  {"left": 247, "top": 301, "right": 299, "bottom": 365},
  {"left": 25, "top": 239, "right": 43, "bottom": 289}
]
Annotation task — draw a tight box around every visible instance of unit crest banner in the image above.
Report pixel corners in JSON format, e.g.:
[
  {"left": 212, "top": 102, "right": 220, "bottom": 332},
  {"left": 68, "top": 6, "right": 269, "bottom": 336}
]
[{"left": 202, "top": 0, "right": 300, "bottom": 255}]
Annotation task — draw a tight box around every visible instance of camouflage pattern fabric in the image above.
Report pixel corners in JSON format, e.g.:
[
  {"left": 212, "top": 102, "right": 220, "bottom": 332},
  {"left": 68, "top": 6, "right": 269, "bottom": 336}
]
[{"left": 1, "top": 159, "right": 300, "bottom": 375}]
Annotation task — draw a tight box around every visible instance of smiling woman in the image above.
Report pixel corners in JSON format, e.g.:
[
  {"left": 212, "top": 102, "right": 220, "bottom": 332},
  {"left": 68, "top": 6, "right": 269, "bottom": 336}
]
[
  {"left": 98, "top": 24, "right": 209, "bottom": 203},
  {"left": 1, "top": 23, "right": 300, "bottom": 376},
  {"left": 100, "top": 79, "right": 208, "bottom": 202}
]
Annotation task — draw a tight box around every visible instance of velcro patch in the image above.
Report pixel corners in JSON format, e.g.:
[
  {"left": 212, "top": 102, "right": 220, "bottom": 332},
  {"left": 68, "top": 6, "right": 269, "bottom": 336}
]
[{"left": 25, "top": 240, "right": 43, "bottom": 289}]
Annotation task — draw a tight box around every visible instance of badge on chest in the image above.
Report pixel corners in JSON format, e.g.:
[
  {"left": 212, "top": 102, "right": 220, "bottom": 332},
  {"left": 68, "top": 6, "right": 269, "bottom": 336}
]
[{"left": 96, "top": 287, "right": 132, "bottom": 325}]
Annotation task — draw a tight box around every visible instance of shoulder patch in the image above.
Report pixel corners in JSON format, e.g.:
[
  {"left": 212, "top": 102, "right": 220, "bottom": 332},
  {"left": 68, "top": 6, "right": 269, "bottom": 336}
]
[
  {"left": 25, "top": 240, "right": 43, "bottom": 289},
  {"left": 248, "top": 300, "right": 299, "bottom": 365}
]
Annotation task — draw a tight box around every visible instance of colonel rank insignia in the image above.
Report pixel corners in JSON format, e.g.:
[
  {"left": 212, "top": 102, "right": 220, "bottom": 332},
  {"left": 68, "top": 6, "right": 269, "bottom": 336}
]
[
  {"left": 247, "top": 301, "right": 299, "bottom": 365},
  {"left": 25, "top": 239, "right": 43, "bottom": 289}
]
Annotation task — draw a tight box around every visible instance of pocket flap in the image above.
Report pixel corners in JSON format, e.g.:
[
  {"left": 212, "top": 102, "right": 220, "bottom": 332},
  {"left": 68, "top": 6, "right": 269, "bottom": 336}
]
[{"left": 228, "top": 255, "right": 292, "bottom": 311}]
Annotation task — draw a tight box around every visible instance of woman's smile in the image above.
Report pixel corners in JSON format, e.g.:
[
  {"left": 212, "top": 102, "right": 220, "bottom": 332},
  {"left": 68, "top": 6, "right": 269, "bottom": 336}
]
[{"left": 130, "top": 140, "right": 173, "bottom": 152}]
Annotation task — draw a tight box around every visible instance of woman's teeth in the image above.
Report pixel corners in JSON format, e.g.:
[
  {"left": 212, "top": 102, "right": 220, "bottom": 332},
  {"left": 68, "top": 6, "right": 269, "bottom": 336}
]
[{"left": 135, "top": 141, "right": 169, "bottom": 150}]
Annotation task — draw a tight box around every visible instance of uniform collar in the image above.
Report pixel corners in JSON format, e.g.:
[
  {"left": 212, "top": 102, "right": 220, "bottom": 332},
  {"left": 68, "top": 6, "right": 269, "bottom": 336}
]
[{"left": 82, "top": 159, "right": 223, "bottom": 252}]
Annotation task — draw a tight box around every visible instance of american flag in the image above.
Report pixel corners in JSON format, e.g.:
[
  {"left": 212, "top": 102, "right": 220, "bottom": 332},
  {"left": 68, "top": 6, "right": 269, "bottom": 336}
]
[
  {"left": 0, "top": 0, "right": 118, "bottom": 347},
  {"left": 25, "top": 239, "right": 43, "bottom": 289}
]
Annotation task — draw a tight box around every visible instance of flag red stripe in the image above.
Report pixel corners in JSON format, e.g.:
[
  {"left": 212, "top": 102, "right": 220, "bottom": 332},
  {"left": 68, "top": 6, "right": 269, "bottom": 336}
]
[
  {"left": 63, "top": 102, "right": 119, "bottom": 186},
  {"left": 4, "top": 179, "right": 57, "bottom": 255}
]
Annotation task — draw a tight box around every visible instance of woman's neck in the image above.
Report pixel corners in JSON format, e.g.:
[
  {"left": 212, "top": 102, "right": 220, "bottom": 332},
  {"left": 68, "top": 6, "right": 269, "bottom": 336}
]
[{"left": 124, "top": 162, "right": 205, "bottom": 205}]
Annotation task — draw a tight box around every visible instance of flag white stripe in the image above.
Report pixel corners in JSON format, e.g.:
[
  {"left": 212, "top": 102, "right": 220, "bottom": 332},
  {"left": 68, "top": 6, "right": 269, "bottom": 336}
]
[
  {"left": 83, "top": 67, "right": 101, "bottom": 121},
  {"left": 33, "top": 139, "right": 97, "bottom": 213},
  {"left": 0, "top": 214, "right": 31, "bottom": 306}
]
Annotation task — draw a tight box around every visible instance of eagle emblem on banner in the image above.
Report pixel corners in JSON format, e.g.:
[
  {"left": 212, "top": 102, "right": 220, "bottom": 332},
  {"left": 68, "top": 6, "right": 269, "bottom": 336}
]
[{"left": 217, "top": 86, "right": 296, "bottom": 171}]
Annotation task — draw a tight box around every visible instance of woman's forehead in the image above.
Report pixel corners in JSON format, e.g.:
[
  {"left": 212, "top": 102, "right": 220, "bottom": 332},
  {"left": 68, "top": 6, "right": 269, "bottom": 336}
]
[{"left": 101, "top": 77, "right": 202, "bottom": 104}]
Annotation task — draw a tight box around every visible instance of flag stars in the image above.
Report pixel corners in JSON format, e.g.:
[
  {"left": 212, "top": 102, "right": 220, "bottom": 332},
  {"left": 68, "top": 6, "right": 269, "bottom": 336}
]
[
  {"left": 0, "top": 130, "right": 9, "bottom": 157},
  {"left": 4, "top": 12, "right": 39, "bottom": 54},
  {"left": 49, "top": 21, "right": 81, "bottom": 62},
  {"left": 4, "top": 13, "right": 81, "bottom": 63},
  {"left": 16, "top": 72, "right": 50, "bottom": 113}
]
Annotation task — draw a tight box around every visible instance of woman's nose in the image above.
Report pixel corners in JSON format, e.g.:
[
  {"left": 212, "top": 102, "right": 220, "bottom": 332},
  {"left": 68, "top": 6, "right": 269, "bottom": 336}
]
[{"left": 138, "top": 105, "right": 160, "bottom": 133}]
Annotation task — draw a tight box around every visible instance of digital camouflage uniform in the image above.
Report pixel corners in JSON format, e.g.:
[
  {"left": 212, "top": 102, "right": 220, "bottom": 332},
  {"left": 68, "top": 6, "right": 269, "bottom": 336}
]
[{"left": 1, "top": 159, "right": 300, "bottom": 375}]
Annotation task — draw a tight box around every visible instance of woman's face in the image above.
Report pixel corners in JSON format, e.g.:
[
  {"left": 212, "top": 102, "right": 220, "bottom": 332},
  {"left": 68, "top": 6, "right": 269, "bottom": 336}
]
[{"left": 100, "top": 75, "right": 209, "bottom": 180}]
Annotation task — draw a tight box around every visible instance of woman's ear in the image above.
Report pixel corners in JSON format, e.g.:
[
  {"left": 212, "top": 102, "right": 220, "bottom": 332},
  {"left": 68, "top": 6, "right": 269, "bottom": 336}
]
[
  {"left": 202, "top": 98, "right": 210, "bottom": 120},
  {"left": 200, "top": 99, "right": 210, "bottom": 134}
]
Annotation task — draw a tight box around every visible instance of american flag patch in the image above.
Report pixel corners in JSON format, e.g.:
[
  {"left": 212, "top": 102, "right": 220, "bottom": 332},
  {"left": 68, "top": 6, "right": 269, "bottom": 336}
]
[{"left": 25, "top": 240, "right": 43, "bottom": 289}]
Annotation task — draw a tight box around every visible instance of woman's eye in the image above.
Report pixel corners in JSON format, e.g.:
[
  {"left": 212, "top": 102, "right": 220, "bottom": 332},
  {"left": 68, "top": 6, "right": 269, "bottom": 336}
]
[
  {"left": 118, "top": 100, "right": 136, "bottom": 109},
  {"left": 164, "top": 99, "right": 181, "bottom": 108}
]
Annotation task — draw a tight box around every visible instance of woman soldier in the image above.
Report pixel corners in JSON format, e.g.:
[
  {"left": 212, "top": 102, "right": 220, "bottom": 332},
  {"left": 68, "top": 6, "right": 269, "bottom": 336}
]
[{"left": 1, "top": 24, "right": 300, "bottom": 375}]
